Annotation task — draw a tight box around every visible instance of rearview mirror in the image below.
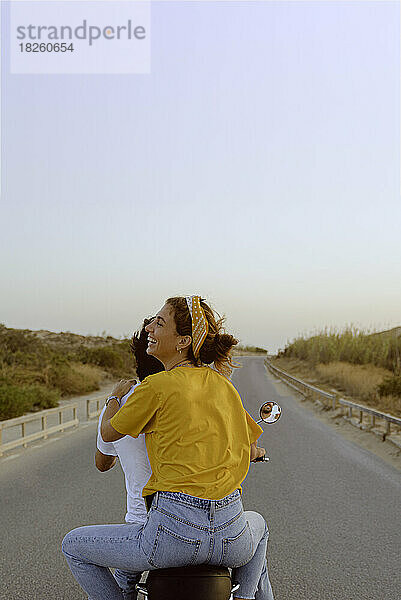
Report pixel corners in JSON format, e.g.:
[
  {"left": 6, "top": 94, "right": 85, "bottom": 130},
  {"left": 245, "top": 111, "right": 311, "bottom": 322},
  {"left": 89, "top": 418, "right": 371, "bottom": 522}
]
[{"left": 257, "top": 401, "right": 281, "bottom": 424}]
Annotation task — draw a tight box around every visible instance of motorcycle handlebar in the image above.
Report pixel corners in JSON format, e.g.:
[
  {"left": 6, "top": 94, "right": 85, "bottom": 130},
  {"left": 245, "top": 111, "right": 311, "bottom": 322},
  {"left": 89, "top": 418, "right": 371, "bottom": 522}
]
[{"left": 253, "top": 455, "right": 270, "bottom": 462}]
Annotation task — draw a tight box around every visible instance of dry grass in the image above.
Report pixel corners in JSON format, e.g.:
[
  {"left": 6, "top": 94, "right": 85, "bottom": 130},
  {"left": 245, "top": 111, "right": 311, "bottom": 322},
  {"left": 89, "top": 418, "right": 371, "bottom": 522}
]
[
  {"left": 314, "top": 362, "right": 389, "bottom": 400},
  {"left": 274, "top": 357, "right": 316, "bottom": 383},
  {"left": 49, "top": 362, "right": 103, "bottom": 396},
  {"left": 273, "top": 357, "right": 401, "bottom": 418},
  {"left": 371, "top": 395, "right": 401, "bottom": 417},
  {"left": 71, "top": 362, "right": 103, "bottom": 386},
  {"left": 1, "top": 362, "right": 103, "bottom": 397},
  {"left": 279, "top": 325, "right": 401, "bottom": 373}
]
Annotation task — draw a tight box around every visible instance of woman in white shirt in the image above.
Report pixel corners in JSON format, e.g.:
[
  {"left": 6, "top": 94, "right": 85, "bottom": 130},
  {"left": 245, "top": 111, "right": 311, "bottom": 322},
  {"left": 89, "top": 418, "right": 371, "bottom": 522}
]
[{"left": 95, "top": 318, "right": 164, "bottom": 599}]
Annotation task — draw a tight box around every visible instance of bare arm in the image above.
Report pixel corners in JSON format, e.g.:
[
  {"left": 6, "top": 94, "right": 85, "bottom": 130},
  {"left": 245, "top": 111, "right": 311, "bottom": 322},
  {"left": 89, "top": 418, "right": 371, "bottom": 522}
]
[
  {"left": 101, "top": 398, "right": 125, "bottom": 442},
  {"left": 101, "top": 379, "right": 136, "bottom": 442},
  {"left": 95, "top": 449, "right": 117, "bottom": 472},
  {"left": 250, "top": 442, "right": 266, "bottom": 462}
]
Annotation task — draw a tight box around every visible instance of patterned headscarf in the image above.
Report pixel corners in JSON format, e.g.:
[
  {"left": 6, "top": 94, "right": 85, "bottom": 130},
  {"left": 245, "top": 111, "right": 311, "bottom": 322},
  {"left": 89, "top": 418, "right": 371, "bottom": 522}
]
[{"left": 185, "top": 296, "right": 209, "bottom": 358}]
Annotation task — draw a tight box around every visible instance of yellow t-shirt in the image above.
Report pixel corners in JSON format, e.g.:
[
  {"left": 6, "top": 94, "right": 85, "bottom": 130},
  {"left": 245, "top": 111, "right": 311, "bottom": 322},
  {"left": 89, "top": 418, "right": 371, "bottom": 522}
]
[{"left": 110, "top": 366, "right": 263, "bottom": 500}]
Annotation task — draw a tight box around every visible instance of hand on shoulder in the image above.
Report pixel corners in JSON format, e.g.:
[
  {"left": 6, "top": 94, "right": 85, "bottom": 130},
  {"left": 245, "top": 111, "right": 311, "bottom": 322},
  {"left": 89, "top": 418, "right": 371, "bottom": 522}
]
[{"left": 110, "top": 378, "right": 137, "bottom": 399}]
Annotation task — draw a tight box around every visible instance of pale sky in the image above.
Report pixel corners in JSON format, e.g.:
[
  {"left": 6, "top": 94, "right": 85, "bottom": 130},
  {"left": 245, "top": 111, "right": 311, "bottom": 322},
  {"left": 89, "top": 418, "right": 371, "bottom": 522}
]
[{"left": 1, "top": 1, "right": 400, "bottom": 352}]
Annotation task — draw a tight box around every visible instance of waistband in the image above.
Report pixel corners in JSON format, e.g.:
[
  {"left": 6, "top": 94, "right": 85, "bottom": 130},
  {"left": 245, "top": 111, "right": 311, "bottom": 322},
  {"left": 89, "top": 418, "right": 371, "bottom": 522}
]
[{"left": 153, "top": 489, "right": 241, "bottom": 510}]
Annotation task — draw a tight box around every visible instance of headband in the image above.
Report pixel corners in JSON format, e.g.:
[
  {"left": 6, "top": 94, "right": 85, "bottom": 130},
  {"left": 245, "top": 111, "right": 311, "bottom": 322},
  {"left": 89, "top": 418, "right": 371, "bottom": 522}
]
[{"left": 185, "top": 295, "right": 209, "bottom": 358}]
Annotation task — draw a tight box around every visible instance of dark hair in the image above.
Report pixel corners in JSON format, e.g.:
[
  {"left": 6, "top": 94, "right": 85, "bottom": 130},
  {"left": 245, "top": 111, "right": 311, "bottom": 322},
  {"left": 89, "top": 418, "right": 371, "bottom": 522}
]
[
  {"left": 130, "top": 318, "right": 164, "bottom": 381},
  {"left": 165, "top": 297, "right": 239, "bottom": 378}
]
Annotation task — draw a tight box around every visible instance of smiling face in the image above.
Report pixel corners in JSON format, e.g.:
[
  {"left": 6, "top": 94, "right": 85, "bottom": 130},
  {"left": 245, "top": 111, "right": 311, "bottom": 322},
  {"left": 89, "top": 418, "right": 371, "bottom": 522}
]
[{"left": 145, "top": 304, "right": 192, "bottom": 369}]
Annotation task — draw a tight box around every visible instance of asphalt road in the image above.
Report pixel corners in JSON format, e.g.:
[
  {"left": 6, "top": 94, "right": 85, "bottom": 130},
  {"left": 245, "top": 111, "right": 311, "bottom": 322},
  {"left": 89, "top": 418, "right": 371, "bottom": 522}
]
[{"left": 1, "top": 356, "right": 400, "bottom": 599}]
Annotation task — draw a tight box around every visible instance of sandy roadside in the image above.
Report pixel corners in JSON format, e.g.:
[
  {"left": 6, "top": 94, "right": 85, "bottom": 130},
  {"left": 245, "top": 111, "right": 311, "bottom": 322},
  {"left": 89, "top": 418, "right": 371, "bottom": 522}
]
[
  {"left": 58, "top": 381, "right": 116, "bottom": 417},
  {"left": 270, "top": 376, "right": 401, "bottom": 472}
]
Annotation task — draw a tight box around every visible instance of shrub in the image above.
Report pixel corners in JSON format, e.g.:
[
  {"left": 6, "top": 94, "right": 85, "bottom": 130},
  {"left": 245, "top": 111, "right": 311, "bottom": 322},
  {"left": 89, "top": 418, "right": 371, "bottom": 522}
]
[
  {"left": 80, "top": 346, "right": 124, "bottom": 371},
  {"left": 48, "top": 362, "right": 101, "bottom": 396},
  {"left": 377, "top": 376, "right": 401, "bottom": 398},
  {"left": 28, "top": 383, "right": 60, "bottom": 410},
  {"left": 0, "top": 382, "right": 60, "bottom": 420},
  {"left": 0, "top": 382, "right": 30, "bottom": 419},
  {"left": 0, "top": 326, "right": 135, "bottom": 419},
  {"left": 0, "top": 328, "right": 42, "bottom": 354},
  {"left": 78, "top": 342, "right": 135, "bottom": 377}
]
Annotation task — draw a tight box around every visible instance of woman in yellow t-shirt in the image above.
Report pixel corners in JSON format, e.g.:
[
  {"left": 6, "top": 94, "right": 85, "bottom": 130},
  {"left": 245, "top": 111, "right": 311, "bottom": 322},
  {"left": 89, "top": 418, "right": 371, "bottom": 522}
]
[{"left": 62, "top": 296, "right": 274, "bottom": 600}]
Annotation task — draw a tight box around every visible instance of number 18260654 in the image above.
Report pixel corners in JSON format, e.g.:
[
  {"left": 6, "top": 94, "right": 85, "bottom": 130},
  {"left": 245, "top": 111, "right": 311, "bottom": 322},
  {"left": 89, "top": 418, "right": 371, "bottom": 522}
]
[{"left": 19, "top": 42, "right": 74, "bottom": 52}]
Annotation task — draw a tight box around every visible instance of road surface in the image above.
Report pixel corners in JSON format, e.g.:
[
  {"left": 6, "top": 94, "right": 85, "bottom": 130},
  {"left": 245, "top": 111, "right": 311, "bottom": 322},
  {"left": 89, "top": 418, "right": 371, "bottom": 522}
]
[{"left": 1, "top": 356, "right": 400, "bottom": 599}]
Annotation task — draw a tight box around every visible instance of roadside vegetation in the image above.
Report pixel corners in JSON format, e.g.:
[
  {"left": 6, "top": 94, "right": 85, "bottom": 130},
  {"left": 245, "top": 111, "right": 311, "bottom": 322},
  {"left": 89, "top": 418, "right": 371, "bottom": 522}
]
[
  {"left": 273, "top": 326, "right": 401, "bottom": 417},
  {"left": 234, "top": 345, "right": 266, "bottom": 355},
  {"left": 0, "top": 325, "right": 135, "bottom": 420}
]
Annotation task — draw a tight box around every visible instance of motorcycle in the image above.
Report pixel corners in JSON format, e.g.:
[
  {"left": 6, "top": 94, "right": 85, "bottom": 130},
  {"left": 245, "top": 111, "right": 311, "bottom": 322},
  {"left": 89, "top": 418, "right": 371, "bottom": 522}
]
[{"left": 136, "top": 401, "right": 282, "bottom": 600}]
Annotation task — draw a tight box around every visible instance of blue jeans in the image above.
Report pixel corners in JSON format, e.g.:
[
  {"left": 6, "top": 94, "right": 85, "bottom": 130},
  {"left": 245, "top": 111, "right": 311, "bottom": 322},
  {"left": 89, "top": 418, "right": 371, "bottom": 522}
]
[
  {"left": 62, "top": 489, "right": 274, "bottom": 600},
  {"left": 113, "top": 568, "right": 140, "bottom": 600}
]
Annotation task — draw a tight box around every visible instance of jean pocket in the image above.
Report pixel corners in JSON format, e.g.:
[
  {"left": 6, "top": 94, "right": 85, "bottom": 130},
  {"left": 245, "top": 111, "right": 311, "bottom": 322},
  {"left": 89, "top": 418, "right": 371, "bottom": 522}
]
[
  {"left": 221, "top": 521, "right": 253, "bottom": 568},
  {"left": 145, "top": 524, "right": 201, "bottom": 569}
]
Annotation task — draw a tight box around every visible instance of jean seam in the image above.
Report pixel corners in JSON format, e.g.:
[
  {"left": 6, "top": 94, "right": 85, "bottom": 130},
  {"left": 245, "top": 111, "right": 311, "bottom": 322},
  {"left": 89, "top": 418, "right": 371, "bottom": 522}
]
[
  {"left": 148, "top": 524, "right": 201, "bottom": 568},
  {"left": 205, "top": 533, "right": 215, "bottom": 563},
  {"left": 221, "top": 522, "right": 253, "bottom": 568},
  {"left": 155, "top": 505, "right": 243, "bottom": 534},
  {"left": 214, "top": 510, "right": 243, "bottom": 533},
  {"left": 64, "top": 536, "right": 135, "bottom": 544},
  {"left": 61, "top": 547, "right": 78, "bottom": 561},
  {"left": 158, "top": 491, "right": 240, "bottom": 510},
  {"left": 155, "top": 507, "right": 210, "bottom": 531}
]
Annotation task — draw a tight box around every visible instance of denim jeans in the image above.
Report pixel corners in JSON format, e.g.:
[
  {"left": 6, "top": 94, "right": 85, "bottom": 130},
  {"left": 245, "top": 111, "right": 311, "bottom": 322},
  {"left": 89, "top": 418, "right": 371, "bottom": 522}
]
[
  {"left": 62, "top": 489, "right": 274, "bottom": 600},
  {"left": 113, "top": 568, "right": 140, "bottom": 600}
]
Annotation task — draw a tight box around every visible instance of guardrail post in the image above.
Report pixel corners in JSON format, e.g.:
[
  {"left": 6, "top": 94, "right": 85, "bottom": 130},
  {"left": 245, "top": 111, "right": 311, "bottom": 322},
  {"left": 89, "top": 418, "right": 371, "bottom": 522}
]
[
  {"left": 371, "top": 414, "right": 375, "bottom": 427},
  {"left": 0, "top": 402, "right": 79, "bottom": 457},
  {"left": 87, "top": 399, "right": 90, "bottom": 420},
  {"left": 385, "top": 421, "right": 391, "bottom": 437},
  {"left": 359, "top": 410, "right": 363, "bottom": 424},
  {"left": 348, "top": 407, "right": 352, "bottom": 419},
  {"left": 42, "top": 415, "right": 48, "bottom": 439}
]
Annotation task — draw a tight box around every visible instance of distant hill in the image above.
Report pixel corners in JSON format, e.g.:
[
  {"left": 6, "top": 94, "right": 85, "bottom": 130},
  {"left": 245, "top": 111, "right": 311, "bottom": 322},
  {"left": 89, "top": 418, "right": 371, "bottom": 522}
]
[
  {"left": 234, "top": 344, "right": 266, "bottom": 355},
  {"left": 32, "top": 328, "right": 119, "bottom": 348}
]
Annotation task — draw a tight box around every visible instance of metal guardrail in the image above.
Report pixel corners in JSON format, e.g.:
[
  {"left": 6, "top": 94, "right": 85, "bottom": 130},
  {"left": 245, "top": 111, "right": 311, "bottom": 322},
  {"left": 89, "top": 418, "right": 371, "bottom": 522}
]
[
  {"left": 265, "top": 359, "right": 401, "bottom": 442},
  {"left": 0, "top": 404, "right": 79, "bottom": 456}
]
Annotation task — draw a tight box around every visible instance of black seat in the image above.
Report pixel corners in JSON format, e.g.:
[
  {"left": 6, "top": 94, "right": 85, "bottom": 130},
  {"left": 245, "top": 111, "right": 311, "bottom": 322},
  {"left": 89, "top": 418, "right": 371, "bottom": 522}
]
[{"left": 144, "top": 565, "right": 232, "bottom": 600}]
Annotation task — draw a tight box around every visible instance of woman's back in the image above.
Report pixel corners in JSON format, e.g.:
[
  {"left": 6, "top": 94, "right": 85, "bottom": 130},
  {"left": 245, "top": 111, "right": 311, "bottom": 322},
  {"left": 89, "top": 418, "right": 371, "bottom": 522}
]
[
  {"left": 111, "top": 366, "right": 262, "bottom": 499},
  {"left": 63, "top": 297, "right": 274, "bottom": 600}
]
